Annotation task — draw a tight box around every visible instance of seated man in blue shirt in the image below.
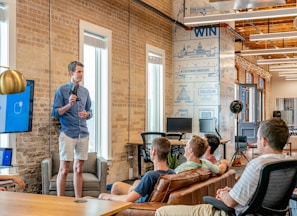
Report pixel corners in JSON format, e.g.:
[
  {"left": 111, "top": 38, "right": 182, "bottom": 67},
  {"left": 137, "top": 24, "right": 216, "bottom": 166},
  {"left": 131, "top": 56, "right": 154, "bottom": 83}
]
[{"left": 98, "top": 137, "right": 175, "bottom": 203}]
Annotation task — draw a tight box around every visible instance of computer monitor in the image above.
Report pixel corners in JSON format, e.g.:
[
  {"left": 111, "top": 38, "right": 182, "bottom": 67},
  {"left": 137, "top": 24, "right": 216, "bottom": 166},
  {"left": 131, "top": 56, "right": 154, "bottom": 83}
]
[
  {"left": 166, "top": 117, "right": 192, "bottom": 133},
  {"left": 199, "top": 118, "right": 216, "bottom": 134},
  {"left": 0, "top": 80, "right": 34, "bottom": 133}
]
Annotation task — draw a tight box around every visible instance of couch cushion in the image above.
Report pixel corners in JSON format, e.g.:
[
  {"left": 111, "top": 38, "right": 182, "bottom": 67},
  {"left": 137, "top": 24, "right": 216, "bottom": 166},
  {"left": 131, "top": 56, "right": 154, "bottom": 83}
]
[
  {"left": 51, "top": 152, "right": 97, "bottom": 175},
  {"left": 83, "top": 152, "right": 97, "bottom": 174},
  {"left": 49, "top": 173, "right": 100, "bottom": 191},
  {"left": 52, "top": 152, "right": 60, "bottom": 175},
  {"left": 148, "top": 167, "right": 212, "bottom": 203}
]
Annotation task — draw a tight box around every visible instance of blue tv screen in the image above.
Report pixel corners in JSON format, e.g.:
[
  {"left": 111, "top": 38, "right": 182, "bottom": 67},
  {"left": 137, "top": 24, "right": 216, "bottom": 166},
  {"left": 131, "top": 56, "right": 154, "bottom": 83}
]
[{"left": 0, "top": 80, "right": 34, "bottom": 133}]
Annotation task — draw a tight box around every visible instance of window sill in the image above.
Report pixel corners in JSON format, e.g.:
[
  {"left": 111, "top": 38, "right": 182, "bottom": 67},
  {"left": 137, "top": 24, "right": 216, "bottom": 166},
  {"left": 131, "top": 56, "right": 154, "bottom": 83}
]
[{"left": 0, "top": 180, "right": 13, "bottom": 185}]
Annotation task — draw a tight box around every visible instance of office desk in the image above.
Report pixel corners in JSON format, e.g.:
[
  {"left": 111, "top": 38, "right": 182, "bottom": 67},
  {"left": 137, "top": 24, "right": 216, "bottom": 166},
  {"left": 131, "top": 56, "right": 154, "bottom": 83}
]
[
  {"left": 127, "top": 139, "right": 229, "bottom": 177},
  {"left": 0, "top": 191, "right": 132, "bottom": 216}
]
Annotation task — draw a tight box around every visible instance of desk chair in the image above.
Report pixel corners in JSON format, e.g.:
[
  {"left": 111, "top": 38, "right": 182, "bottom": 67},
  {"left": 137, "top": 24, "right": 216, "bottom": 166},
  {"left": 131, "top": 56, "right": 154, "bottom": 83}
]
[
  {"left": 203, "top": 160, "right": 297, "bottom": 216},
  {"left": 165, "top": 132, "right": 184, "bottom": 155},
  {"left": 165, "top": 132, "right": 184, "bottom": 141},
  {"left": 140, "top": 132, "right": 166, "bottom": 175},
  {"left": 230, "top": 136, "right": 249, "bottom": 166}
]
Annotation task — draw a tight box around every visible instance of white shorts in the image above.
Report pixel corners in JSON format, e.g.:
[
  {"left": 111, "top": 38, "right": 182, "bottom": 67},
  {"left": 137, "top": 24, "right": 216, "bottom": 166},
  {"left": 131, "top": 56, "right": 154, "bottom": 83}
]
[{"left": 59, "top": 132, "right": 89, "bottom": 161}]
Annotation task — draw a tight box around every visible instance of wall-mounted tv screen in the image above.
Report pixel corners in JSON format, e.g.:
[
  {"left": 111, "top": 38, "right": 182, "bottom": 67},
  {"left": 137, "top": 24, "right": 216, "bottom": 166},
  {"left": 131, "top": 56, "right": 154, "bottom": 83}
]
[
  {"left": 0, "top": 80, "right": 34, "bottom": 133},
  {"left": 166, "top": 117, "right": 192, "bottom": 133},
  {"left": 199, "top": 118, "right": 216, "bottom": 134}
]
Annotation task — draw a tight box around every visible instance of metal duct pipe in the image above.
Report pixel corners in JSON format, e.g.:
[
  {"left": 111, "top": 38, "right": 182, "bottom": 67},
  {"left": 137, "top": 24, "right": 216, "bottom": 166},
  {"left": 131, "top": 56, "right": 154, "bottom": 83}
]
[{"left": 132, "top": 0, "right": 192, "bottom": 30}]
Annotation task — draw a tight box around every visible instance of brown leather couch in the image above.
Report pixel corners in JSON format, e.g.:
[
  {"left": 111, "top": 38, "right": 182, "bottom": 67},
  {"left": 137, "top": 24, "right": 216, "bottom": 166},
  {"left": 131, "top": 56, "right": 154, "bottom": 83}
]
[{"left": 116, "top": 168, "right": 236, "bottom": 216}]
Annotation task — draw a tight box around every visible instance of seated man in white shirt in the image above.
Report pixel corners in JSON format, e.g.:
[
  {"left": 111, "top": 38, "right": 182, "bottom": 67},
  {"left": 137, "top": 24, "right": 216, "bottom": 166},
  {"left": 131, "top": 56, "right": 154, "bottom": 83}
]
[{"left": 156, "top": 117, "right": 290, "bottom": 216}]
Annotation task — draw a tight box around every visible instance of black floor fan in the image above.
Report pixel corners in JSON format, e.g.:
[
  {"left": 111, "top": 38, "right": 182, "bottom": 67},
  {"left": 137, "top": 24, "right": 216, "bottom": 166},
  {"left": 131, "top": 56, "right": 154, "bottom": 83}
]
[{"left": 229, "top": 100, "right": 249, "bottom": 165}]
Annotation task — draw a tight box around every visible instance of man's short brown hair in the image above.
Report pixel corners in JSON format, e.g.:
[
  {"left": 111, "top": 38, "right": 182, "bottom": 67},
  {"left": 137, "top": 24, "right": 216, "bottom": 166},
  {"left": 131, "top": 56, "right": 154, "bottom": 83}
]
[
  {"left": 189, "top": 135, "right": 209, "bottom": 158},
  {"left": 151, "top": 137, "right": 171, "bottom": 161},
  {"left": 258, "top": 117, "right": 289, "bottom": 151}
]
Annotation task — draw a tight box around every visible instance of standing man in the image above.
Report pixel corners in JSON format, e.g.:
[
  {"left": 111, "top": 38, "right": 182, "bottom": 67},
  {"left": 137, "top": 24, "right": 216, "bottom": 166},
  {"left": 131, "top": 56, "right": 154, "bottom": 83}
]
[{"left": 52, "top": 61, "right": 92, "bottom": 198}]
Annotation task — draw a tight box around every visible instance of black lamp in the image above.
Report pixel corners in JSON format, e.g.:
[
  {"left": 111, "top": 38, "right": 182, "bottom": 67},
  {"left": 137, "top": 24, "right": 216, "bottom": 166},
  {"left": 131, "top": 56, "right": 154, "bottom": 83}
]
[{"left": 230, "top": 100, "right": 243, "bottom": 138}]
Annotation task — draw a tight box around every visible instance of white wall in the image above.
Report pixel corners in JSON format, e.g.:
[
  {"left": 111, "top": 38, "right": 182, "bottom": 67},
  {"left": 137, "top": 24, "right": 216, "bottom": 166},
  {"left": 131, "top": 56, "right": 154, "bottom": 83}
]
[
  {"left": 270, "top": 75, "right": 297, "bottom": 127},
  {"left": 271, "top": 75, "right": 297, "bottom": 113},
  {"left": 271, "top": 75, "right": 297, "bottom": 98}
]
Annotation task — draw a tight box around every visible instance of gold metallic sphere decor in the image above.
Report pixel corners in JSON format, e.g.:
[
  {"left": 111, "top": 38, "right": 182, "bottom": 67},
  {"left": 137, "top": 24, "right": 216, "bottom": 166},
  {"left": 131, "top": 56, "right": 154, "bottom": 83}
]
[{"left": 0, "top": 69, "right": 26, "bottom": 94}]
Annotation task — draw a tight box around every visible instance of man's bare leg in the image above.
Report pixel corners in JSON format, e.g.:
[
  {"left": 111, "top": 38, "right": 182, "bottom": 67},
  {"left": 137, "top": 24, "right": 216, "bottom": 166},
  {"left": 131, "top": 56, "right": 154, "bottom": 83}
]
[
  {"left": 111, "top": 180, "right": 140, "bottom": 195},
  {"left": 73, "top": 159, "right": 84, "bottom": 198},
  {"left": 57, "top": 160, "right": 70, "bottom": 196}
]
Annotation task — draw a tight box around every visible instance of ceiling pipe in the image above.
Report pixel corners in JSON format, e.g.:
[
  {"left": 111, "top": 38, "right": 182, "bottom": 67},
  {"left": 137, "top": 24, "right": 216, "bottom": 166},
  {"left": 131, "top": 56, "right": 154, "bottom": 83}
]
[
  {"left": 132, "top": 0, "right": 246, "bottom": 42},
  {"left": 221, "top": 23, "right": 246, "bottom": 42},
  {"left": 133, "top": 0, "right": 192, "bottom": 30}
]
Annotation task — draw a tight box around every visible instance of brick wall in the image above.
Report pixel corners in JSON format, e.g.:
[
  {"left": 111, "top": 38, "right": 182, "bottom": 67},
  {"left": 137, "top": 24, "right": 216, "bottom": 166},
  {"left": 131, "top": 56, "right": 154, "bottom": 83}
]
[{"left": 14, "top": 0, "right": 173, "bottom": 193}]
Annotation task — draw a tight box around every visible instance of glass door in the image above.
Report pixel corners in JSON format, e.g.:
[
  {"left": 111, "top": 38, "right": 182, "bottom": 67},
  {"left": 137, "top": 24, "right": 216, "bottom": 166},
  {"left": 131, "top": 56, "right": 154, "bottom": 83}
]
[{"left": 238, "top": 84, "right": 259, "bottom": 143}]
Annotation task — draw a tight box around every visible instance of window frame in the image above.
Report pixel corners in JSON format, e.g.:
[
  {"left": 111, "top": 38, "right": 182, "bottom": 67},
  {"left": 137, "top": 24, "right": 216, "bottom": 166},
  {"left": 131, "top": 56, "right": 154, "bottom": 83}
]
[
  {"left": 145, "top": 44, "right": 165, "bottom": 132},
  {"left": 79, "top": 20, "right": 112, "bottom": 160},
  {"left": 0, "top": 0, "right": 17, "bottom": 174}
]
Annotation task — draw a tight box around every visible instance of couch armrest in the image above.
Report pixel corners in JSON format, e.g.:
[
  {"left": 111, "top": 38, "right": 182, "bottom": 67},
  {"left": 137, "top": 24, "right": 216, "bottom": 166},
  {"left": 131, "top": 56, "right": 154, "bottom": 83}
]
[
  {"left": 41, "top": 157, "right": 52, "bottom": 194},
  {"left": 97, "top": 156, "right": 108, "bottom": 193},
  {"left": 116, "top": 202, "right": 168, "bottom": 216}
]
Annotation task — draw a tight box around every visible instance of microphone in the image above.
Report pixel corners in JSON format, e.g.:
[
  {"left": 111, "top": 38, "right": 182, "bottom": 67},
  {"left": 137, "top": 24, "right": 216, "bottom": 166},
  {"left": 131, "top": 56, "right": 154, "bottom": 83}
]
[{"left": 71, "top": 85, "right": 80, "bottom": 101}]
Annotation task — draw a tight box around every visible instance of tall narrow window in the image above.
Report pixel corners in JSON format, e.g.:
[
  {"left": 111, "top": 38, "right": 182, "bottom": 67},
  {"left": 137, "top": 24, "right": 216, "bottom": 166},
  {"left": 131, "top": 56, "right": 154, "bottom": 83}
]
[
  {"left": 258, "top": 77, "right": 265, "bottom": 122},
  {"left": 146, "top": 44, "right": 165, "bottom": 132},
  {"left": 246, "top": 72, "right": 253, "bottom": 84},
  {"left": 0, "top": 0, "right": 16, "bottom": 174},
  {"left": 79, "top": 20, "right": 112, "bottom": 159}
]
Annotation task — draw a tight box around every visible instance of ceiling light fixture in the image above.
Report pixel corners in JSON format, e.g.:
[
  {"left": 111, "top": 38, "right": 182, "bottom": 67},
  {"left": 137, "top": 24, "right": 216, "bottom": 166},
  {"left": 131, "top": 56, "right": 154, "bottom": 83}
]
[
  {"left": 250, "top": 31, "right": 297, "bottom": 41},
  {"left": 257, "top": 58, "right": 297, "bottom": 65},
  {"left": 278, "top": 72, "right": 297, "bottom": 76},
  {"left": 240, "top": 47, "right": 297, "bottom": 56},
  {"left": 184, "top": 8, "right": 297, "bottom": 25},
  {"left": 269, "top": 65, "right": 297, "bottom": 71},
  {"left": 285, "top": 78, "right": 297, "bottom": 81}
]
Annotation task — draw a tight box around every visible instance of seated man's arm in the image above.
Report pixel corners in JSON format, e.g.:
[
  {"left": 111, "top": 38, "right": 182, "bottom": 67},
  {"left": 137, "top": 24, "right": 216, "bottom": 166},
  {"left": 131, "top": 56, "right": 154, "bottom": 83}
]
[
  {"left": 0, "top": 175, "right": 25, "bottom": 189},
  {"left": 217, "top": 188, "right": 238, "bottom": 208},
  {"left": 99, "top": 190, "right": 141, "bottom": 202},
  {"left": 203, "top": 159, "right": 226, "bottom": 175},
  {"left": 217, "top": 164, "right": 227, "bottom": 175},
  {"left": 217, "top": 159, "right": 229, "bottom": 175}
]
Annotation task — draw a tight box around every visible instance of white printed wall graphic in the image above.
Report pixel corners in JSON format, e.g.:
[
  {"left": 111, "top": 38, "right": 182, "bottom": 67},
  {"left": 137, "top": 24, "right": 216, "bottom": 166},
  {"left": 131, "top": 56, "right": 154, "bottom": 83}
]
[{"left": 172, "top": 0, "right": 236, "bottom": 158}]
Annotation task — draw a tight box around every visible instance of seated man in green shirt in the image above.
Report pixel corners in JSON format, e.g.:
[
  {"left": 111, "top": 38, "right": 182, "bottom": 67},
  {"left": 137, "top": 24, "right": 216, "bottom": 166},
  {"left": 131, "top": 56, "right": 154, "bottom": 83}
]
[{"left": 174, "top": 135, "right": 228, "bottom": 175}]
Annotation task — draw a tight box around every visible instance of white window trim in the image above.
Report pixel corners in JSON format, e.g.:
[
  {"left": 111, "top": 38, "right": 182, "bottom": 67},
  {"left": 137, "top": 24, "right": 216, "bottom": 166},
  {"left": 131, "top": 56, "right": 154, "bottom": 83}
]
[
  {"left": 0, "top": 0, "right": 17, "bottom": 174},
  {"left": 145, "top": 44, "right": 165, "bottom": 131},
  {"left": 79, "top": 20, "right": 112, "bottom": 160}
]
